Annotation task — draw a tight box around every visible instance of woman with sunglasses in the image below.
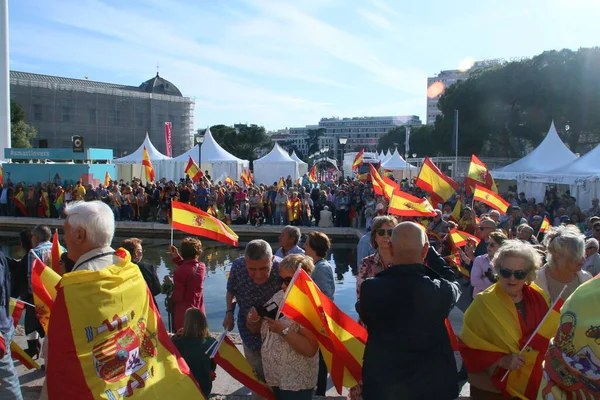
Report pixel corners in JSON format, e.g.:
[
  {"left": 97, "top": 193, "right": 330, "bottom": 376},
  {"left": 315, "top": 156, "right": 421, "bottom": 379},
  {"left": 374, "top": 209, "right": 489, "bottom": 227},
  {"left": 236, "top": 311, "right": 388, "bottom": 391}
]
[
  {"left": 534, "top": 225, "right": 592, "bottom": 302},
  {"left": 460, "top": 240, "right": 554, "bottom": 400},
  {"left": 471, "top": 232, "right": 506, "bottom": 298},
  {"left": 246, "top": 254, "right": 319, "bottom": 400}
]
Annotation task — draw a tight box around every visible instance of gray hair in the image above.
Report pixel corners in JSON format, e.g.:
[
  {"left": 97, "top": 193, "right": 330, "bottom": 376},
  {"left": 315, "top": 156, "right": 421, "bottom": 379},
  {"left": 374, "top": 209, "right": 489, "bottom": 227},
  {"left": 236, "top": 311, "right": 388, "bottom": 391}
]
[
  {"left": 32, "top": 225, "right": 52, "bottom": 242},
  {"left": 64, "top": 201, "right": 115, "bottom": 248},
  {"left": 491, "top": 239, "right": 542, "bottom": 283},
  {"left": 543, "top": 225, "right": 585, "bottom": 268},
  {"left": 586, "top": 237, "right": 599, "bottom": 250},
  {"left": 489, "top": 210, "right": 500, "bottom": 218},
  {"left": 519, "top": 224, "right": 534, "bottom": 235},
  {"left": 283, "top": 225, "right": 301, "bottom": 245},
  {"left": 245, "top": 239, "right": 273, "bottom": 261}
]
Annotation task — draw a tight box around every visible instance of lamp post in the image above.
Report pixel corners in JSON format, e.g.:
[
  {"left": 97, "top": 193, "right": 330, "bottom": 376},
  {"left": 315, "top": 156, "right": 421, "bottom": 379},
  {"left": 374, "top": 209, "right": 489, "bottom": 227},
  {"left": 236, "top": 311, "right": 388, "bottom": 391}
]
[
  {"left": 194, "top": 133, "right": 205, "bottom": 176},
  {"left": 338, "top": 137, "right": 348, "bottom": 181}
]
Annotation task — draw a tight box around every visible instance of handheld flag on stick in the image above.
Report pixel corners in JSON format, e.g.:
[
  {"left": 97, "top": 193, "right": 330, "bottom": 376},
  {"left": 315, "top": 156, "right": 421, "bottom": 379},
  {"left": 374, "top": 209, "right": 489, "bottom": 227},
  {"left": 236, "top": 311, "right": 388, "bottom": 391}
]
[
  {"left": 184, "top": 156, "right": 204, "bottom": 182},
  {"left": 388, "top": 189, "right": 437, "bottom": 217},
  {"left": 309, "top": 165, "right": 317, "bottom": 183},
  {"left": 352, "top": 149, "right": 364, "bottom": 171},
  {"left": 448, "top": 228, "right": 481, "bottom": 248},
  {"left": 172, "top": 201, "right": 239, "bottom": 246},
  {"left": 537, "top": 216, "right": 551, "bottom": 239},
  {"left": 50, "top": 229, "right": 64, "bottom": 274},
  {"left": 464, "top": 155, "right": 497, "bottom": 194},
  {"left": 142, "top": 145, "right": 155, "bottom": 182},
  {"left": 225, "top": 176, "right": 234, "bottom": 187},
  {"left": 416, "top": 156, "right": 459, "bottom": 205},
  {"left": 473, "top": 185, "right": 510, "bottom": 213},
  {"left": 8, "top": 298, "right": 41, "bottom": 370},
  {"left": 277, "top": 177, "right": 285, "bottom": 190}
]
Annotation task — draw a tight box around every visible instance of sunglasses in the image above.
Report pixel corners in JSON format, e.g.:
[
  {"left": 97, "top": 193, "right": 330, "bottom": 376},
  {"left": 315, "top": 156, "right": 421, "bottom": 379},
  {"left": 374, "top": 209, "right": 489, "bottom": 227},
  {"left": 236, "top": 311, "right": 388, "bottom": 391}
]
[
  {"left": 376, "top": 229, "right": 393, "bottom": 237},
  {"left": 498, "top": 268, "right": 528, "bottom": 280},
  {"left": 280, "top": 276, "right": 293, "bottom": 286}
]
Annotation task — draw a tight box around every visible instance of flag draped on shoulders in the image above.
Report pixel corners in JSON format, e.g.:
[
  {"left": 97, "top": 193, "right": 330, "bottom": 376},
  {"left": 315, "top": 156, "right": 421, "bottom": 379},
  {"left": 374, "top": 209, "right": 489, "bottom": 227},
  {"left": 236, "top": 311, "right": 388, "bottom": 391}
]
[
  {"left": 104, "top": 171, "right": 111, "bottom": 187},
  {"left": 47, "top": 251, "right": 206, "bottom": 399},
  {"left": 459, "top": 283, "right": 554, "bottom": 400},
  {"left": 172, "top": 201, "right": 239, "bottom": 246},
  {"left": 142, "top": 146, "right": 155, "bottom": 182},
  {"left": 415, "top": 156, "right": 459, "bottom": 204},
  {"left": 281, "top": 269, "right": 367, "bottom": 393},
  {"left": 464, "top": 155, "right": 497, "bottom": 194}
]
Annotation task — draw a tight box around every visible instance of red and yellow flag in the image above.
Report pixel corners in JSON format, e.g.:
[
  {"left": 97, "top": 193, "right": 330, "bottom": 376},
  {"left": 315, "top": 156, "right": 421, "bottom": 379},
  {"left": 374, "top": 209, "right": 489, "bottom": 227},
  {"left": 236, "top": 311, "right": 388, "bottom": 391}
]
[
  {"left": 0, "top": 166, "right": 3, "bottom": 184},
  {"left": 241, "top": 170, "right": 249, "bottom": 186},
  {"left": 213, "top": 336, "right": 276, "bottom": 400},
  {"left": 55, "top": 188, "right": 65, "bottom": 209},
  {"left": 41, "top": 191, "right": 50, "bottom": 218},
  {"left": 539, "top": 216, "right": 551, "bottom": 234},
  {"left": 308, "top": 165, "right": 317, "bottom": 183},
  {"left": 450, "top": 199, "right": 462, "bottom": 223},
  {"left": 474, "top": 185, "right": 510, "bottom": 213},
  {"left": 8, "top": 298, "right": 41, "bottom": 370},
  {"left": 444, "top": 252, "right": 470, "bottom": 280},
  {"left": 247, "top": 169, "right": 253, "bottom": 185},
  {"left": 277, "top": 177, "right": 285, "bottom": 190},
  {"left": 14, "top": 190, "right": 27, "bottom": 216},
  {"left": 142, "top": 146, "right": 155, "bottom": 182},
  {"left": 448, "top": 228, "right": 481, "bottom": 248},
  {"left": 9, "top": 298, "right": 25, "bottom": 326},
  {"left": 206, "top": 206, "right": 217, "bottom": 218},
  {"left": 47, "top": 252, "right": 206, "bottom": 399},
  {"left": 50, "top": 229, "right": 64, "bottom": 274},
  {"left": 172, "top": 201, "right": 239, "bottom": 246},
  {"left": 464, "top": 155, "right": 497, "bottom": 194},
  {"left": 369, "top": 164, "right": 384, "bottom": 197},
  {"left": 282, "top": 269, "right": 367, "bottom": 393},
  {"left": 184, "top": 156, "right": 203, "bottom": 182},
  {"left": 388, "top": 189, "right": 436, "bottom": 217},
  {"left": 104, "top": 171, "right": 111, "bottom": 187},
  {"left": 416, "top": 156, "right": 459, "bottom": 204},
  {"left": 225, "top": 176, "right": 234, "bottom": 187},
  {"left": 31, "top": 256, "right": 61, "bottom": 333},
  {"left": 352, "top": 149, "right": 364, "bottom": 171}
]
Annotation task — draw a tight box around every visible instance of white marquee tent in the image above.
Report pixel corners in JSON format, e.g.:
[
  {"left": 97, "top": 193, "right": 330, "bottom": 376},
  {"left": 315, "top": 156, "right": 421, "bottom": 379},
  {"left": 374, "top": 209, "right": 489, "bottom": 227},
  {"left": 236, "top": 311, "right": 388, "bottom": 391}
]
[
  {"left": 158, "top": 128, "right": 249, "bottom": 182},
  {"left": 382, "top": 150, "right": 392, "bottom": 164},
  {"left": 290, "top": 151, "right": 308, "bottom": 176},
  {"left": 491, "top": 121, "right": 578, "bottom": 202},
  {"left": 381, "top": 149, "right": 419, "bottom": 180},
  {"left": 254, "top": 143, "right": 299, "bottom": 185},
  {"left": 113, "top": 133, "right": 170, "bottom": 182}
]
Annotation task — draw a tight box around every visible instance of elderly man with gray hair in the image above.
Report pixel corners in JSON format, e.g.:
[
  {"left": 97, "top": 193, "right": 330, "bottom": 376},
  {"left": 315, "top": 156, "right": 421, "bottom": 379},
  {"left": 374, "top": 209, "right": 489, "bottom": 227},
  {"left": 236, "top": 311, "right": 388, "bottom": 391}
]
[
  {"left": 583, "top": 238, "right": 600, "bottom": 276},
  {"left": 275, "top": 226, "right": 305, "bottom": 258},
  {"left": 535, "top": 225, "right": 593, "bottom": 302},
  {"left": 224, "top": 239, "right": 282, "bottom": 400}
]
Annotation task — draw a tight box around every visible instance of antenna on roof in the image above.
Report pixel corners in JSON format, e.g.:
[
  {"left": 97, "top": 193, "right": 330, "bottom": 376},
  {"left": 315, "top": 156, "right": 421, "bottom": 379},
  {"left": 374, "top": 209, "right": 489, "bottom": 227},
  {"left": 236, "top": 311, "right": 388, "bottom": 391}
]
[{"left": 156, "top": 63, "right": 160, "bottom": 76}]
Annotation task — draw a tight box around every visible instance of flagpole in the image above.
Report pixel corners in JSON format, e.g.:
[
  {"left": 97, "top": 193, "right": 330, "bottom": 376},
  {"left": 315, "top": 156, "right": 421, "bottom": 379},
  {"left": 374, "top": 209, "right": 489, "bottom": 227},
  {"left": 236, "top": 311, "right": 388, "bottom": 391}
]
[
  {"left": 453, "top": 109, "right": 459, "bottom": 180},
  {"left": 274, "top": 264, "right": 303, "bottom": 320},
  {"left": 11, "top": 297, "right": 34, "bottom": 308},
  {"left": 170, "top": 203, "right": 174, "bottom": 247},
  {"left": 500, "top": 285, "right": 567, "bottom": 382}
]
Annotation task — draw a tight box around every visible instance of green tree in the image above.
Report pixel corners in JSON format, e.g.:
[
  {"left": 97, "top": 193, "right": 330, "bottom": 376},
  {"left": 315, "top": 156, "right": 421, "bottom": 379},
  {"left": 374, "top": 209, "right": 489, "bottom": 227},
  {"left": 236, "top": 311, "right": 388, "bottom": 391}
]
[
  {"left": 204, "top": 124, "right": 273, "bottom": 164},
  {"left": 10, "top": 99, "right": 36, "bottom": 148},
  {"left": 377, "top": 125, "right": 438, "bottom": 157},
  {"left": 305, "top": 128, "right": 325, "bottom": 155}
]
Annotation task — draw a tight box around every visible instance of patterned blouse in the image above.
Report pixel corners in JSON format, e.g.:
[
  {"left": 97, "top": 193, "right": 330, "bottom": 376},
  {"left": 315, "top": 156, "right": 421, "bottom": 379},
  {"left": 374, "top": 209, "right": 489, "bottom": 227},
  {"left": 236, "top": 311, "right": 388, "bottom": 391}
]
[
  {"left": 261, "top": 291, "right": 318, "bottom": 391},
  {"left": 355, "top": 252, "right": 388, "bottom": 301}
]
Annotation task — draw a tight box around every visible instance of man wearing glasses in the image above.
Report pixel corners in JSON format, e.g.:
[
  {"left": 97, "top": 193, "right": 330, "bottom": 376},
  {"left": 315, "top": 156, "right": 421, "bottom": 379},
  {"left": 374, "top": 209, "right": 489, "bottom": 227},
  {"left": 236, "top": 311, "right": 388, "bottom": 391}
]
[
  {"left": 475, "top": 218, "right": 497, "bottom": 257},
  {"left": 583, "top": 238, "right": 600, "bottom": 276}
]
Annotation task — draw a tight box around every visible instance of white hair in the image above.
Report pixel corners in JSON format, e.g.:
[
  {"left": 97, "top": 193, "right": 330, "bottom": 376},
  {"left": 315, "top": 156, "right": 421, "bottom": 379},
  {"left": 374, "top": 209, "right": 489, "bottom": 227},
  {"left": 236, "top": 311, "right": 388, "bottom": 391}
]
[
  {"left": 586, "top": 237, "right": 599, "bottom": 250},
  {"left": 490, "top": 210, "right": 500, "bottom": 217},
  {"left": 543, "top": 225, "right": 585, "bottom": 268},
  {"left": 64, "top": 201, "right": 115, "bottom": 248}
]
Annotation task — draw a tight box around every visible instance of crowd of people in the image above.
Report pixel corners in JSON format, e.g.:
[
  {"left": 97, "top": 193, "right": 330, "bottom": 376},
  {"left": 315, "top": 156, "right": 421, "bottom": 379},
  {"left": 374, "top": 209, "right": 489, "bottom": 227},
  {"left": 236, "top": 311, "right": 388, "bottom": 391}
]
[{"left": 0, "top": 175, "right": 599, "bottom": 399}]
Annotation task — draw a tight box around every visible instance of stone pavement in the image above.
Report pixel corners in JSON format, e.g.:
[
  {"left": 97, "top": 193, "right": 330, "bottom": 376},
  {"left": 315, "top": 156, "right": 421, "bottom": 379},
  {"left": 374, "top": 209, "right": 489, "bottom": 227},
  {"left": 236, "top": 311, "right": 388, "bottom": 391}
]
[{"left": 12, "top": 305, "right": 470, "bottom": 399}]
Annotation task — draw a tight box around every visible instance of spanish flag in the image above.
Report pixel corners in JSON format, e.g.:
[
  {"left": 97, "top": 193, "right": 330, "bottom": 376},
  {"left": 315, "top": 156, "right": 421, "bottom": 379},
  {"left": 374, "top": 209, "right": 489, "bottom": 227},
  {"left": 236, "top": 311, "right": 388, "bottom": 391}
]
[
  {"left": 416, "top": 156, "right": 459, "bottom": 204},
  {"left": 104, "top": 171, "right": 111, "bottom": 187},
  {"left": 41, "top": 191, "right": 50, "bottom": 218},
  {"left": 281, "top": 268, "right": 367, "bottom": 393},
  {"left": 277, "top": 177, "right": 285, "bottom": 190},
  {"left": 464, "top": 155, "right": 497, "bottom": 195},
  {"left": 9, "top": 298, "right": 25, "bottom": 326},
  {"left": 184, "top": 156, "right": 203, "bottom": 182},
  {"left": 55, "top": 188, "right": 65, "bottom": 210},
  {"left": 247, "top": 169, "right": 253, "bottom": 185},
  {"left": 30, "top": 255, "right": 61, "bottom": 333},
  {"left": 50, "top": 229, "right": 64, "bottom": 274},
  {"left": 450, "top": 199, "right": 462, "bottom": 223},
  {"left": 444, "top": 252, "right": 470, "bottom": 280},
  {"left": 448, "top": 228, "right": 480, "bottom": 248},
  {"left": 225, "top": 176, "right": 234, "bottom": 187},
  {"left": 308, "top": 165, "right": 317, "bottom": 183},
  {"left": 14, "top": 190, "right": 27, "bottom": 216},
  {"left": 8, "top": 298, "right": 41, "bottom": 370},
  {"left": 206, "top": 206, "right": 217, "bottom": 218},
  {"left": 241, "top": 169, "right": 249, "bottom": 186},
  {"left": 381, "top": 175, "right": 400, "bottom": 201},
  {"left": 46, "top": 251, "right": 207, "bottom": 399},
  {"left": 352, "top": 149, "right": 364, "bottom": 171},
  {"left": 172, "top": 201, "right": 239, "bottom": 246},
  {"left": 369, "top": 164, "right": 384, "bottom": 197},
  {"left": 142, "top": 146, "right": 155, "bottom": 182},
  {"left": 539, "top": 216, "right": 551, "bottom": 234},
  {"left": 474, "top": 185, "right": 510, "bottom": 213},
  {"left": 388, "top": 189, "right": 436, "bottom": 217},
  {"left": 213, "top": 336, "right": 276, "bottom": 400}
]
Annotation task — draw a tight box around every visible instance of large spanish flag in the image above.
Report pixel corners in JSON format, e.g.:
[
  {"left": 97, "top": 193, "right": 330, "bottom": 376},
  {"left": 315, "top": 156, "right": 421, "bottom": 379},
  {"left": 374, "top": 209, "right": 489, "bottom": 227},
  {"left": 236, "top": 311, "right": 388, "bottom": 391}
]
[
  {"left": 388, "top": 189, "right": 436, "bottom": 217},
  {"left": 213, "top": 336, "right": 276, "bottom": 400},
  {"left": 416, "top": 156, "right": 459, "bottom": 205},
  {"left": 142, "top": 146, "right": 155, "bottom": 182},
  {"left": 309, "top": 165, "right": 317, "bottom": 183},
  {"left": 352, "top": 149, "right": 364, "bottom": 171},
  {"left": 369, "top": 164, "right": 384, "bottom": 197},
  {"left": 448, "top": 228, "right": 480, "bottom": 248},
  {"left": 14, "top": 190, "right": 27, "bottom": 216},
  {"left": 464, "top": 155, "right": 497, "bottom": 194},
  {"left": 281, "top": 269, "right": 367, "bottom": 394},
  {"left": 50, "top": 229, "right": 64, "bottom": 274},
  {"left": 184, "top": 156, "right": 203, "bottom": 182},
  {"left": 31, "top": 256, "right": 61, "bottom": 333},
  {"left": 172, "top": 201, "right": 239, "bottom": 246},
  {"left": 46, "top": 252, "right": 206, "bottom": 399},
  {"left": 474, "top": 185, "right": 510, "bottom": 213}
]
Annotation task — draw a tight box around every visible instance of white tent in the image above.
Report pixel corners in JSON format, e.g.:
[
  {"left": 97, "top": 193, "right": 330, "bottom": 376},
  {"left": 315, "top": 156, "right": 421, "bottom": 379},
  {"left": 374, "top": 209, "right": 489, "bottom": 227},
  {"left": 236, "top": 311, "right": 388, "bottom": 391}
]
[
  {"left": 254, "top": 143, "right": 299, "bottom": 185},
  {"left": 290, "top": 151, "right": 308, "bottom": 176},
  {"left": 382, "top": 150, "right": 392, "bottom": 164},
  {"left": 491, "top": 121, "right": 577, "bottom": 202},
  {"left": 113, "top": 133, "right": 170, "bottom": 183},
  {"left": 158, "top": 128, "right": 249, "bottom": 182},
  {"left": 381, "top": 149, "right": 419, "bottom": 180}
]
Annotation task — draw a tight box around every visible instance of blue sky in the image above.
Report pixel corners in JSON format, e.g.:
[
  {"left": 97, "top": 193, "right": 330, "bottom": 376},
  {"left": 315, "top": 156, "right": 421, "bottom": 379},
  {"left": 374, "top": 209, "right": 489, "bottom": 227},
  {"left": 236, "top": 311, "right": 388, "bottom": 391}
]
[{"left": 8, "top": 0, "right": 600, "bottom": 131}]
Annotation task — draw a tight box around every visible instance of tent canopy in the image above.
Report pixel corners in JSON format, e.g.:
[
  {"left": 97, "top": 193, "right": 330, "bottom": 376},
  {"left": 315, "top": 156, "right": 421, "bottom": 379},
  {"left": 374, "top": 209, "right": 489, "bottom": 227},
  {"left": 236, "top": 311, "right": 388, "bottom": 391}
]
[
  {"left": 491, "top": 121, "right": 577, "bottom": 180},
  {"left": 171, "top": 128, "right": 247, "bottom": 164},
  {"left": 113, "top": 133, "right": 170, "bottom": 164},
  {"left": 290, "top": 151, "right": 308, "bottom": 176},
  {"left": 254, "top": 143, "right": 299, "bottom": 185},
  {"left": 381, "top": 149, "right": 418, "bottom": 171}
]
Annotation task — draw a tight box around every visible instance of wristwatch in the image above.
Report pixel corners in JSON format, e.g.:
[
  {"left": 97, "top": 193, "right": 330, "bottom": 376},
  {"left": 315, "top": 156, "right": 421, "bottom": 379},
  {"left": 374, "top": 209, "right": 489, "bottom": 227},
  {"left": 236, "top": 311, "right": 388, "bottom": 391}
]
[{"left": 281, "top": 327, "right": 290, "bottom": 337}]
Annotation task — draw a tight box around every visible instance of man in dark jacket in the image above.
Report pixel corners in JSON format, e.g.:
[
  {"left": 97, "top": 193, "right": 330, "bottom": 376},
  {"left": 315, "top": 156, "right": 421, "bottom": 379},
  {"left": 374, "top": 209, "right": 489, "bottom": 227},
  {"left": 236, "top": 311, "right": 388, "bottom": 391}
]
[
  {"left": 359, "top": 221, "right": 461, "bottom": 400},
  {"left": 120, "top": 238, "right": 161, "bottom": 306}
]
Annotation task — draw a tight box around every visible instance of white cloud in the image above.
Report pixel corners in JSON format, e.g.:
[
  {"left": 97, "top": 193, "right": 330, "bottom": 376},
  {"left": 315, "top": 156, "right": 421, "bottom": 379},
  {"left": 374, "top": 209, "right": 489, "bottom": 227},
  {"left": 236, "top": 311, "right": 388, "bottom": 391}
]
[{"left": 358, "top": 8, "right": 397, "bottom": 32}]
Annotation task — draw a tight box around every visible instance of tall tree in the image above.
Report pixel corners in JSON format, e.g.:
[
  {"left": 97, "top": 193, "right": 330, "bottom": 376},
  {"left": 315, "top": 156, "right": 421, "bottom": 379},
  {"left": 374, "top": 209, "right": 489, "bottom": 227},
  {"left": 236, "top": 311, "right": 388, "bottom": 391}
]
[
  {"left": 377, "top": 125, "right": 438, "bottom": 157},
  {"left": 305, "top": 128, "right": 325, "bottom": 155},
  {"left": 204, "top": 124, "right": 273, "bottom": 164},
  {"left": 10, "top": 99, "right": 36, "bottom": 148}
]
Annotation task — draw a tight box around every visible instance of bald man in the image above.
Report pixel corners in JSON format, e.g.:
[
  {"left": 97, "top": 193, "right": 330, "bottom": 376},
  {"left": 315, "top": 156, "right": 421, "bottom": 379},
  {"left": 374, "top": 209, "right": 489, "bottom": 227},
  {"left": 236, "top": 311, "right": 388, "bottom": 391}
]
[{"left": 358, "top": 222, "right": 461, "bottom": 400}]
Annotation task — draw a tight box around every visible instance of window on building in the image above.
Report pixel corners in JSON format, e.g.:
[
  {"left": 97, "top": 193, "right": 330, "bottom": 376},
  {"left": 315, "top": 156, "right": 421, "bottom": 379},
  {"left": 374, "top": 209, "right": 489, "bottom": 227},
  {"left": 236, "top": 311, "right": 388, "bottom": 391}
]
[
  {"left": 33, "top": 104, "right": 42, "bottom": 121},
  {"left": 61, "top": 106, "right": 70, "bottom": 123},
  {"left": 89, "top": 109, "right": 96, "bottom": 124}
]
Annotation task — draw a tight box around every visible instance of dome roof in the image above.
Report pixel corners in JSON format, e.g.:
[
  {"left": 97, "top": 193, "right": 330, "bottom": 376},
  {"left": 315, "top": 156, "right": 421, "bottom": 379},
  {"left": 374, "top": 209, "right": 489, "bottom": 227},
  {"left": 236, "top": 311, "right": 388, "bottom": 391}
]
[{"left": 139, "top": 73, "right": 182, "bottom": 96}]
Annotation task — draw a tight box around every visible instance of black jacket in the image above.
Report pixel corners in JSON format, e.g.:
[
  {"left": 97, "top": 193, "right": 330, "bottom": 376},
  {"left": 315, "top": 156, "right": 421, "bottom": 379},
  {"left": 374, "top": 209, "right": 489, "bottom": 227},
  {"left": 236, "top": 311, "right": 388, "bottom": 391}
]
[
  {"left": 136, "top": 262, "right": 161, "bottom": 302},
  {"left": 358, "top": 256, "right": 461, "bottom": 400}
]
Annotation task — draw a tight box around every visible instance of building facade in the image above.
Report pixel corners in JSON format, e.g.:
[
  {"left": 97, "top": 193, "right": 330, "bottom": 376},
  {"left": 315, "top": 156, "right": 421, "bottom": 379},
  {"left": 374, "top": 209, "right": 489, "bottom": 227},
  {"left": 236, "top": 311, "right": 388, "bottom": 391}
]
[{"left": 10, "top": 71, "right": 195, "bottom": 158}]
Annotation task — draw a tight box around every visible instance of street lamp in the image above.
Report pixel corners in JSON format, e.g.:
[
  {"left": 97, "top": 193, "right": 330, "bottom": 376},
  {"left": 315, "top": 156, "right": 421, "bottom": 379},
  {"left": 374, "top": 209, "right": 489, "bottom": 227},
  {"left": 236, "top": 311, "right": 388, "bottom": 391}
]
[
  {"left": 338, "top": 137, "right": 348, "bottom": 180},
  {"left": 194, "top": 133, "right": 205, "bottom": 175}
]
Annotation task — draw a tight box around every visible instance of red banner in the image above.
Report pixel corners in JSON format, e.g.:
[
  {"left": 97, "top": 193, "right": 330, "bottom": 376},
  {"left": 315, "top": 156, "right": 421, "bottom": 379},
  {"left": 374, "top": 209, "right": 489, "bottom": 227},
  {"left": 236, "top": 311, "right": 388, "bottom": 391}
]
[{"left": 164, "top": 121, "right": 173, "bottom": 157}]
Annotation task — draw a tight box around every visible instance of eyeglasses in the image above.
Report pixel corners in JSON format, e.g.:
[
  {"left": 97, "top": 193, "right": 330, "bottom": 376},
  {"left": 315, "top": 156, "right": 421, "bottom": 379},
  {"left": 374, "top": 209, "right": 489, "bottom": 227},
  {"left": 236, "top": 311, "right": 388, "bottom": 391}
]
[
  {"left": 586, "top": 247, "right": 596, "bottom": 250},
  {"left": 376, "top": 229, "right": 393, "bottom": 237},
  {"left": 498, "top": 268, "right": 528, "bottom": 280},
  {"left": 280, "top": 276, "right": 293, "bottom": 286},
  {"left": 480, "top": 226, "right": 493, "bottom": 231}
]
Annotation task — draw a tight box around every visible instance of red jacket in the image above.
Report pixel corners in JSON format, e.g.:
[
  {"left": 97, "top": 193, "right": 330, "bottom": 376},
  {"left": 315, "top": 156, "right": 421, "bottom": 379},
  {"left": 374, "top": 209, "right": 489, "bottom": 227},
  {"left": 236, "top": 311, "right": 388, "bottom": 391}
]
[{"left": 172, "top": 256, "right": 206, "bottom": 331}]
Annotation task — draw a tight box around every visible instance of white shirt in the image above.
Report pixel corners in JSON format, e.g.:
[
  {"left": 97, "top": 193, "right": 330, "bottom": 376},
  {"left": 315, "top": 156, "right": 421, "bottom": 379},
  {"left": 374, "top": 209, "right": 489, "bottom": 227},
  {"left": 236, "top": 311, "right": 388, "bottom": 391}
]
[{"left": 72, "top": 246, "right": 116, "bottom": 272}]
